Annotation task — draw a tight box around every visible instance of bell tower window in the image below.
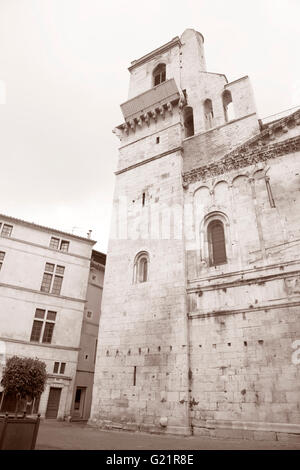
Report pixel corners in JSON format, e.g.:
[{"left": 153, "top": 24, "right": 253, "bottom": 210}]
[
  {"left": 208, "top": 220, "right": 227, "bottom": 266},
  {"left": 183, "top": 106, "right": 194, "bottom": 138},
  {"left": 153, "top": 64, "right": 166, "bottom": 87},
  {"left": 204, "top": 99, "right": 214, "bottom": 130},
  {"left": 222, "top": 90, "right": 235, "bottom": 122},
  {"left": 133, "top": 251, "right": 149, "bottom": 283}
]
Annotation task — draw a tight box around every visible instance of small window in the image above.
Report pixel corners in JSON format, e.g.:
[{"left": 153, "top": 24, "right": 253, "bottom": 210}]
[
  {"left": 49, "top": 237, "right": 59, "bottom": 250},
  {"left": 42, "top": 322, "right": 55, "bottom": 343},
  {"left": 40, "top": 273, "right": 53, "bottom": 293},
  {"left": 156, "top": 137, "right": 160, "bottom": 144},
  {"left": 41, "top": 263, "right": 65, "bottom": 295},
  {"left": 47, "top": 311, "right": 57, "bottom": 321},
  {"left": 35, "top": 309, "right": 45, "bottom": 319},
  {"left": 53, "top": 362, "right": 66, "bottom": 374},
  {"left": 153, "top": 63, "right": 166, "bottom": 87},
  {"left": 56, "top": 265, "right": 65, "bottom": 275},
  {"left": 60, "top": 240, "right": 69, "bottom": 252},
  {"left": 30, "top": 308, "right": 57, "bottom": 344},
  {"left": 0, "top": 251, "right": 5, "bottom": 270},
  {"left": 1, "top": 224, "right": 13, "bottom": 237},
  {"left": 204, "top": 99, "right": 214, "bottom": 129},
  {"left": 133, "top": 251, "right": 149, "bottom": 283},
  {"left": 183, "top": 106, "right": 194, "bottom": 138},
  {"left": 140, "top": 258, "right": 148, "bottom": 282},
  {"left": 208, "top": 220, "right": 227, "bottom": 266},
  {"left": 223, "top": 90, "right": 235, "bottom": 122},
  {"left": 52, "top": 276, "right": 63, "bottom": 295},
  {"left": 87, "top": 310, "right": 92, "bottom": 319},
  {"left": 50, "top": 237, "right": 70, "bottom": 252},
  {"left": 30, "top": 320, "right": 43, "bottom": 342},
  {"left": 45, "top": 263, "right": 55, "bottom": 272}
]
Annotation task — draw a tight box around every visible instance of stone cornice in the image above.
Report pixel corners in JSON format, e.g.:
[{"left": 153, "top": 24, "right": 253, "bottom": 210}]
[
  {"left": 183, "top": 109, "right": 300, "bottom": 184},
  {"left": 188, "top": 300, "right": 300, "bottom": 319},
  {"left": 0, "top": 281, "right": 86, "bottom": 304},
  {"left": 0, "top": 234, "right": 92, "bottom": 261},
  {"left": 47, "top": 374, "right": 72, "bottom": 381},
  {"left": 128, "top": 37, "right": 182, "bottom": 71},
  {"left": 187, "top": 269, "right": 300, "bottom": 293},
  {"left": 0, "top": 214, "right": 96, "bottom": 245},
  {"left": 0, "top": 336, "right": 80, "bottom": 351},
  {"left": 187, "top": 257, "right": 300, "bottom": 285}
]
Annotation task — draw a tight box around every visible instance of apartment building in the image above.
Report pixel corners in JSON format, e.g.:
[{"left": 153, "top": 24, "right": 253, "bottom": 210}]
[{"left": 0, "top": 214, "right": 96, "bottom": 419}]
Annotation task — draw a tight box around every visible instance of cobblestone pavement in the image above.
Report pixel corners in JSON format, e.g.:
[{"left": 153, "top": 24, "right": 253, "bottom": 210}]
[{"left": 36, "top": 420, "right": 300, "bottom": 450}]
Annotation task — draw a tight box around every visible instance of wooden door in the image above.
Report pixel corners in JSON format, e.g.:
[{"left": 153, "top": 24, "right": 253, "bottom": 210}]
[{"left": 46, "top": 388, "right": 61, "bottom": 419}]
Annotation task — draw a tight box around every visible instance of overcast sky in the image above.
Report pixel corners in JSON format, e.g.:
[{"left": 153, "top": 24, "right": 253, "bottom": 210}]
[{"left": 0, "top": 0, "right": 299, "bottom": 252}]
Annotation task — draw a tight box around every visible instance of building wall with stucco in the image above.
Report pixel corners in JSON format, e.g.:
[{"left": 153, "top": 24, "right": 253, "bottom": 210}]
[{"left": 0, "top": 214, "right": 95, "bottom": 419}]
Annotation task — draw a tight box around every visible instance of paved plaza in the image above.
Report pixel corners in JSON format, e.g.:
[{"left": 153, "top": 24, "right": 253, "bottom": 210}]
[{"left": 35, "top": 420, "right": 300, "bottom": 450}]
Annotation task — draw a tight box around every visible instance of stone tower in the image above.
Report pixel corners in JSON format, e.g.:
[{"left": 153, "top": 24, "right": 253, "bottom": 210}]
[{"left": 91, "top": 29, "right": 300, "bottom": 439}]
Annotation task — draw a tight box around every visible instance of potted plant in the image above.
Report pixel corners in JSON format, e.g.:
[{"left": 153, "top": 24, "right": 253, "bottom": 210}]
[{"left": 0, "top": 356, "right": 47, "bottom": 449}]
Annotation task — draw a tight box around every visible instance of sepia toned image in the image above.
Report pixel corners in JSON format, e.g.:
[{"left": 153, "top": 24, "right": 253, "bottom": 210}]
[{"left": 0, "top": 0, "right": 299, "bottom": 455}]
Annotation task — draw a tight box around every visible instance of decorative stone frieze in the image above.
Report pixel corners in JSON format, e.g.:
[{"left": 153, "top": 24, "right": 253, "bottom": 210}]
[
  {"left": 183, "top": 109, "right": 300, "bottom": 185},
  {"left": 183, "top": 135, "right": 300, "bottom": 184}
]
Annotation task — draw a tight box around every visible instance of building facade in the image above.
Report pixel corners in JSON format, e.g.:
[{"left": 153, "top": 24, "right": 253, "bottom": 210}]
[
  {"left": 71, "top": 250, "right": 106, "bottom": 421},
  {"left": 90, "top": 29, "right": 300, "bottom": 439},
  {"left": 0, "top": 214, "right": 96, "bottom": 419}
]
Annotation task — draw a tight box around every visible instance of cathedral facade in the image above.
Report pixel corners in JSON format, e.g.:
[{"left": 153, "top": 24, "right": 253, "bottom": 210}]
[{"left": 90, "top": 29, "right": 300, "bottom": 439}]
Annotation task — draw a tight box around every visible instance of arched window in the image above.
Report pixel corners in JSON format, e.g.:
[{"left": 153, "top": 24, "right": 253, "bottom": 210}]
[
  {"left": 207, "top": 220, "right": 227, "bottom": 266},
  {"left": 133, "top": 251, "right": 149, "bottom": 283},
  {"left": 153, "top": 64, "right": 166, "bottom": 87},
  {"left": 183, "top": 106, "right": 194, "bottom": 138},
  {"left": 222, "top": 90, "right": 235, "bottom": 122},
  {"left": 204, "top": 99, "right": 214, "bottom": 129}
]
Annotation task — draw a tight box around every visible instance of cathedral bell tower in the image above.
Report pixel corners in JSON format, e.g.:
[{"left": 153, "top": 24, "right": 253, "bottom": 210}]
[
  {"left": 90, "top": 27, "right": 260, "bottom": 435},
  {"left": 89, "top": 29, "right": 208, "bottom": 435}
]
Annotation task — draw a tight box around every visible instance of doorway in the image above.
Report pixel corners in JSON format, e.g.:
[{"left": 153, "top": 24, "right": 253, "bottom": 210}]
[
  {"left": 46, "top": 387, "right": 62, "bottom": 419},
  {"left": 73, "top": 387, "right": 86, "bottom": 418}
]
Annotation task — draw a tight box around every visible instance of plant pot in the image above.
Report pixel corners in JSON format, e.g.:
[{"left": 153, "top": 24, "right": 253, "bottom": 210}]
[{"left": 0, "top": 412, "right": 40, "bottom": 450}]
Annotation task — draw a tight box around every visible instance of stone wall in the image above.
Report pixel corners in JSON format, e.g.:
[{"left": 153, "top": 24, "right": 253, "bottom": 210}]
[
  {"left": 90, "top": 150, "right": 191, "bottom": 434},
  {"left": 184, "top": 125, "right": 300, "bottom": 436},
  {"left": 189, "top": 303, "right": 300, "bottom": 438}
]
